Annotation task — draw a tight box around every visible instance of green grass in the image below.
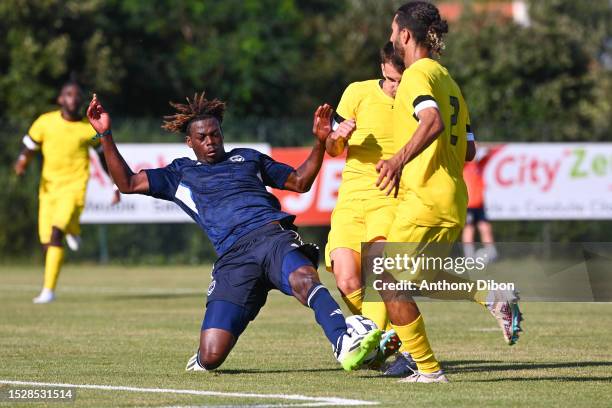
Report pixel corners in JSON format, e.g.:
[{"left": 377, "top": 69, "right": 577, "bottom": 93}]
[{"left": 0, "top": 264, "right": 611, "bottom": 407}]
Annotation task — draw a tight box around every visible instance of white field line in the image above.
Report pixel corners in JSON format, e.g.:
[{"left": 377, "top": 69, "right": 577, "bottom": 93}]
[
  {"left": 162, "top": 404, "right": 356, "bottom": 408},
  {"left": 162, "top": 404, "right": 344, "bottom": 407},
  {"left": 0, "top": 380, "right": 377, "bottom": 406}
]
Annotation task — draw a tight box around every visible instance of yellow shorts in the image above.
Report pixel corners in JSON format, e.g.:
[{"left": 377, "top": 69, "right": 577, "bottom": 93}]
[
  {"left": 38, "top": 193, "right": 84, "bottom": 244},
  {"left": 382, "top": 219, "right": 461, "bottom": 283},
  {"left": 386, "top": 222, "right": 461, "bottom": 244},
  {"left": 325, "top": 172, "right": 399, "bottom": 270}
]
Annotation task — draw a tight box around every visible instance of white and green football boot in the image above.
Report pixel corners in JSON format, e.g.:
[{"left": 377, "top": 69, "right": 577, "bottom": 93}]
[{"left": 335, "top": 329, "right": 382, "bottom": 371}]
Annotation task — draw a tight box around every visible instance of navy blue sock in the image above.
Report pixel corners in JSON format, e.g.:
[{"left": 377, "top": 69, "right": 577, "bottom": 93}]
[{"left": 307, "top": 284, "right": 348, "bottom": 350}]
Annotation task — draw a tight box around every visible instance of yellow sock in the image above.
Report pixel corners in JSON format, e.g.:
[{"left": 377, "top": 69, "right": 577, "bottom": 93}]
[
  {"left": 392, "top": 315, "right": 440, "bottom": 373},
  {"left": 362, "top": 301, "right": 388, "bottom": 330},
  {"left": 341, "top": 287, "right": 363, "bottom": 315},
  {"left": 474, "top": 290, "right": 488, "bottom": 305},
  {"left": 43, "top": 246, "right": 64, "bottom": 290}
]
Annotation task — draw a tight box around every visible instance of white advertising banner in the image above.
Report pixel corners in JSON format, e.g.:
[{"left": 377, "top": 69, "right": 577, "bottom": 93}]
[
  {"left": 484, "top": 143, "right": 612, "bottom": 220},
  {"left": 82, "top": 143, "right": 611, "bottom": 223},
  {"left": 81, "top": 143, "right": 269, "bottom": 223}
]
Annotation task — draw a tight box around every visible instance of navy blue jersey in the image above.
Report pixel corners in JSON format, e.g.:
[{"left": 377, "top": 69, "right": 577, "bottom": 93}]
[{"left": 145, "top": 148, "right": 296, "bottom": 256}]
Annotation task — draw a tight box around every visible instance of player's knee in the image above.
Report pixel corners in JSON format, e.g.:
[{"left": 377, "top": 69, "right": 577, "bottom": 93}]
[
  {"left": 199, "top": 333, "right": 233, "bottom": 370},
  {"left": 330, "top": 251, "right": 361, "bottom": 296},
  {"left": 198, "top": 348, "right": 227, "bottom": 370},
  {"left": 335, "top": 274, "right": 362, "bottom": 297},
  {"left": 289, "top": 266, "right": 319, "bottom": 305},
  {"left": 50, "top": 226, "right": 64, "bottom": 246}
]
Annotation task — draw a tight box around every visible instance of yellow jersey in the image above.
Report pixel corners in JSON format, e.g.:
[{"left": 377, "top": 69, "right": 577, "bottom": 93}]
[
  {"left": 336, "top": 80, "right": 396, "bottom": 177},
  {"left": 27, "top": 110, "right": 98, "bottom": 199},
  {"left": 393, "top": 58, "right": 469, "bottom": 227}
]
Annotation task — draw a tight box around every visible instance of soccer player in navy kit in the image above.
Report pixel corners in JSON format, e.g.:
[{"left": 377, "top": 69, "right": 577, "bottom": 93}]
[{"left": 86, "top": 92, "right": 380, "bottom": 371}]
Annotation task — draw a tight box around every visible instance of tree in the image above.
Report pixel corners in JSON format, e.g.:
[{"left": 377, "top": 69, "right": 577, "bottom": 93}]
[
  {"left": 0, "top": 0, "right": 123, "bottom": 125},
  {"left": 441, "top": 0, "right": 611, "bottom": 142}
]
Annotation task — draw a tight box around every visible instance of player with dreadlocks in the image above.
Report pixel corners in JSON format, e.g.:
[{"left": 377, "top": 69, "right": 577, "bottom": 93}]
[{"left": 86, "top": 92, "right": 383, "bottom": 372}]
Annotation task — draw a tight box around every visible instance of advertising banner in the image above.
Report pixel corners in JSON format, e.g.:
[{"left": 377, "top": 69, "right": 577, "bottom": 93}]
[
  {"left": 82, "top": 143, "right": 609, "bottom": 224},
  {"left": 483, "top": 143, "right": 612, "bottom": 220}
]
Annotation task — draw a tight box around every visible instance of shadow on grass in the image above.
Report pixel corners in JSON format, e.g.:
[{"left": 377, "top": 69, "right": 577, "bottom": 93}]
[
  {"left": 202, "top": 361, "right": 612, "bottom": 378},
  {"left": 444, "top": 360, "right": 612, "bottom": 373},
  {"left": 212, "top": 368, "right": 343, "bottom": 375},
  {"left": 363, "top": 360, "right": 612, "bottom": 381},
  {"left": 470, "top": 376, "right": 612, "bottom": 382}
]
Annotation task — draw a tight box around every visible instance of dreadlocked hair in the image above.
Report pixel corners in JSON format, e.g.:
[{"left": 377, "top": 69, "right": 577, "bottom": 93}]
[
  {"left": 162, "top": 92, "right": 226, "bottom": 134},
  {"left": 396, "top": 1, "right": 448, "bottom": 57}
]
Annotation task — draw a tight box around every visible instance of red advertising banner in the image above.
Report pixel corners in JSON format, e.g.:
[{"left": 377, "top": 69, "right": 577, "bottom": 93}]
[{"left": 271, "top": 148, "right": 346, "bottom": 226}]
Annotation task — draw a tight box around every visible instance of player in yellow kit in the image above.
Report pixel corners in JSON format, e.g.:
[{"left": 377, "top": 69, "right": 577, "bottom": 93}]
[
  {"left": 14, "top": 81, "right": 118, "bottom": 304},
  {"left": 325, "top": 43, "right": 407, "bottom": 370},
  {"left": 374, "top": 2, "right": 522, "bottom": 383}
]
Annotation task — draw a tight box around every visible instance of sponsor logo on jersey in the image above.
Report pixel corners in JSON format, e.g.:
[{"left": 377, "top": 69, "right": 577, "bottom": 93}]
[{"left": 207, "top": 280, "right": 216, "bottom": 296}]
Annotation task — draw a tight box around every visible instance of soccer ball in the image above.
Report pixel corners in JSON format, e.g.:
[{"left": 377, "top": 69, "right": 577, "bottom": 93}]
[
  {"left": 345, "top": 315, "right": 379, "bottom": 366},
  {"left": 345, "top": 314, "right": 378, "bottom": 335}
]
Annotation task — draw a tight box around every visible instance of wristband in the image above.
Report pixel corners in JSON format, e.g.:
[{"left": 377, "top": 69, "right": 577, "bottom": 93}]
[{"left": 92, "top": 129, "right": 112, "bottom": 141}]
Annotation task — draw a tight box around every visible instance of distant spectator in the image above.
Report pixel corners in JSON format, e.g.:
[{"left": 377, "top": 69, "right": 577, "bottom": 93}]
[{"left": 463, "top": 147, "right": 497, "bottom": 262}]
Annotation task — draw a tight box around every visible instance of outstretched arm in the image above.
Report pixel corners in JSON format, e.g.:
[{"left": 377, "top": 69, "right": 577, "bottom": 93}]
[
  {"left": 87, "top": 94, "right": 149, "bottom": 194},
  {"left": 284, "top": 104, "right": 339, "bottom": 193}
]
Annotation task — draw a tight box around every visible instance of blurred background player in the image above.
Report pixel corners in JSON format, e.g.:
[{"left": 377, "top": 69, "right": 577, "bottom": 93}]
[
  {"left": 375, "top": 1, "right": 521, "bottom": 383},
  {"left": 463, "top": 147, "right": 498, "bottom": 262},
  {"left": 86, "top": 92, "right": 380, "bottom": 371},
  {"left": 325, "top": 42, "right": 411, "bottom": 373},
  {"left": 13, "top": 80, "right": 119, "bottom": 304}
]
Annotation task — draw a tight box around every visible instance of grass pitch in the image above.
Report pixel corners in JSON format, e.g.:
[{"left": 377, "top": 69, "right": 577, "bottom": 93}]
[{"left": 1, "top": 264, "right": 611, "bottom": 407}]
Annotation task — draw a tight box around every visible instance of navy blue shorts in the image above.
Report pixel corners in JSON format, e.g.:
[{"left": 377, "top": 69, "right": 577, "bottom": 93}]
[
  {"left": 203, "top": 223, "right": 319, "bottom": 336},
  {"left": 466, "top": 207, "right": 488, "bottom": 225}
]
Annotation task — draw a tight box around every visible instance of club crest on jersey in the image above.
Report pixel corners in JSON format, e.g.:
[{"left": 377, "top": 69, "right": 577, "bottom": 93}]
[
  {"left": 229, "top": 155, "right": 244, "bottom": 162},
  {"left": 207, "top": 280, "right": 216, "bottom": 296}
]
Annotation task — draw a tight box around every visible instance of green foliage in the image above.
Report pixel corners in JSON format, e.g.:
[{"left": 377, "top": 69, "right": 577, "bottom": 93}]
[
  {"left": 442, "top": 0, "right": 612, "bottom": 141},
  {"left": 0, "top": 0, "right": 400, "bottom": 122},
  {"left": 0, "top": 124, "right": 41, "bottom": 259},
  {"left": 71, "top": 224, "right": 218, "bottom": 265},
  {"left": 0, "top": 0, "right": 123, "bottom": 124}
]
